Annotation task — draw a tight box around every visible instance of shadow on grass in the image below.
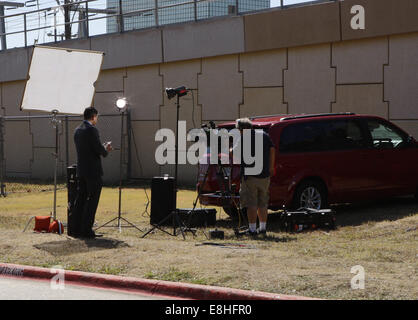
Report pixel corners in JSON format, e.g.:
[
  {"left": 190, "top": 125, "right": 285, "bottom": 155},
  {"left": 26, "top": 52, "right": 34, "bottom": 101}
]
[
  {"left": 331, "top": 196, "right": 418, "bottom": 227},
  {"left": 34, "top": 237, "right": 130, "bottom": 256},
  {"left": 213, "top": 196, "right": 417, "bottom": 235}
]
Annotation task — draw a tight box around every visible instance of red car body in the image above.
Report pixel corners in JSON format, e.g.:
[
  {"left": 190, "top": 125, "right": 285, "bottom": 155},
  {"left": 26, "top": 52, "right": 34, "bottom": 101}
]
[{"left": 198, "top": 113, "right": 418, "bottom": 212}]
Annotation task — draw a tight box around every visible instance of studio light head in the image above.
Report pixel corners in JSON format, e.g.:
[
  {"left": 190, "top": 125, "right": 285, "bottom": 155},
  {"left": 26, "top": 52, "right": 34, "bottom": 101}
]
[
  {"left": 165, "top": 86, "right": 189, "bottom": 100},
  {"left": 116, "top": 97, "right": 127, "bottom": 111}
]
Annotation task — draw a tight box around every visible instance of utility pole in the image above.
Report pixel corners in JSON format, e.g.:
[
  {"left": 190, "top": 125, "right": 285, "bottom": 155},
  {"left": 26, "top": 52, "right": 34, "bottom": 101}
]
[
  {"left": 0, "top": 1, "right": 25, "bottom": 50},
  {"left": 64, "top": 0, "right": 71, "bottom": 40}
]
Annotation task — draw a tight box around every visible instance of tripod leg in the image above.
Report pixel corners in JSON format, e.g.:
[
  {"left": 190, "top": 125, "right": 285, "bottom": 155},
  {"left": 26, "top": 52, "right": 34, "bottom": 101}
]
[
  {"left": 120, "top": 217, "right": 143, "bottom": 232},
  {"left": 141, "top": 212, "right": 177, "bottom": 238},
  {"left": 94, "top": 216, "right": 119, "bottom": 231}
]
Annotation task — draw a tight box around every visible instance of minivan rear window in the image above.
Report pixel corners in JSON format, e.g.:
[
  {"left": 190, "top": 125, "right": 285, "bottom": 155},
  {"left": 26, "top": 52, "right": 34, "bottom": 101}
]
[{"left": 279, "top": 120, "right": 367, "bottom": 153}]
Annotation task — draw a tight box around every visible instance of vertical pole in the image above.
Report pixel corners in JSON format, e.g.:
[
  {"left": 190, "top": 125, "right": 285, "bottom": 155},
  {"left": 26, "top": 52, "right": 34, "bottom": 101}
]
[
  {"left": 118, "top": 0, "right": 124, "bottom": 32},
  {"left": 126, "top": 109, "right": 132, "bottom": 181},
  {"left": 281, "top": 0, "right": 284, "bottom": 8},
  {"left": 154, "top": 0, "right": 159, "bottom": 27},
  {"left": 118, "top": 111, "right": 124, "bottom": 230},
  {"left": 64, "top": 0, "right": 71, "bottom": 40},
  {"left": 0, "top": 5, "right": 6, "bottom": 51},
  {"left": 236, "top": 0, "right": 239, "bottom": 15},
  {"left": 194, "top": 0, "right": 197, "bottom": 21},
  {"left": 53, "top": 116, "right": 59, "bottom": 221},
  {"left": 65, "top": 116, "right": 69, "bottom": 170},
  {"left": 175, "top": 95, "right": 179, "bottom": 192},
  {"left": 0, "top": 116, "right": 5, "bottom": 197},
  {"left": 54, "top": 9, "right": 57, "bottom": 42},
  {"left": 85, "top": 0, "right": 89, "bottom": 37},
  {"left": 24, "top": 13, "right": 27, "bottom": 47}
]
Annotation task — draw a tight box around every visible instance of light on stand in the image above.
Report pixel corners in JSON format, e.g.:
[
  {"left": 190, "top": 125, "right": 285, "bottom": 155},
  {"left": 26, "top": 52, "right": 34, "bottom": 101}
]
[
  {"left": 116, "top": 98, "right": 127, "bottom": 111},
  {"left": 95, "top": 97, "right": 142, "bottom": 233}
]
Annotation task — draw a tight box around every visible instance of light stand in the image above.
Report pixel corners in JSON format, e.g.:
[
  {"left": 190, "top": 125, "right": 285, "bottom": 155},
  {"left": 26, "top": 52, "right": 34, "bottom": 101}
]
[
  {"left": 23, "top": 110, "right": 61, "bottom": 233},
  {"left": 95, "top": 98, "right": 142, "bottom": 233},
  {"left": 141, "top": 87, "right": 192, "bottom": 240},
  {"left": 51, "top": 110, "right": 61, "bottom": 221}
]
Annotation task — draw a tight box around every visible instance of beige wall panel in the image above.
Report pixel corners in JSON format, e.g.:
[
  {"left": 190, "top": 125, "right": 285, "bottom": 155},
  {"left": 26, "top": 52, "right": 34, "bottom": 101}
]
[
  {"left": 101, "top": 145, "right": 122, "bottom": 183},
  {"left": 93, "top": 92, "right": 123, "bottom": 115},
  {"left": 160, "top": 59, "right": 200, "bottom": 90},
  {"left": 4, "top": 121, "right": 32, "bottom": 175},
  {"left": 160, "top": 162, "right": 198, "bottom": 187},
  {"left": 385, "top": 33, "right": 418, "bottom": 119},
  {"left": 64, "top": 120, "right": 80, "bottom": 167},
  {"left": 160, "top": 90, "right": 201, "bottom": 143},
  {"left": 0, "top": 83, "right": 3, "bottom": 116},
  {"left": 31, "top": 147, "right": 64, "bottom": 179},
  {"left": 244, "top": 2, "right": 340, "bottom": 52},
  {"left": 163, "top": 17, "right": 244, "bottom": 62},
  {"left": 392, "top": 120, "right": 418, "bottom": 140},
  {"left": 50, "top": 39, "right": 91, "bottom": 50},
  {"left": 240, "top": 49, "right": 287, "bottom": 87},
  {"left": 30, "top": 118, "right": 59, "bottom": 148},
  {"left": 95, "top": 68, "right": 126, "bottom": 93},
  {"left": 130, "top": 121, "right": 160, "bottom": 179},
  {"left": 124, "top": 65, "right": 163, "bottom": 121},
  {"left": 1, "top": 81, "right": 30, "bottom": 116},
  {"left": 198, "top": 55, "right": 242, "bottom": 121},
  {"left": 332, "top": 85, "right": 388, "bottom": 119},
  {"left": 91, "top": 30, "right": 163, "bottom": 70},
  {"left": 332, "top": 37, "right": 388, "bottom": 84},
  {"left": 284, "top": 44, "right": 335, "bottom": 114},
  {"left": 240, "top": 88, "right": 287, "bottom": 118},
  {"left": 341, "top": 0, "right": 418, "bottom": 41},
  {"left": 0, "top": 48, "right": 29, "bottom": 83}
]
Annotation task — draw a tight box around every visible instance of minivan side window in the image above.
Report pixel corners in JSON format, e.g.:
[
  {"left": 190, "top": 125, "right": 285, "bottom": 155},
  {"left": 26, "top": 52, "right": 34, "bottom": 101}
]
[
  {"left": 279, "top": 120, "right": 367, "bottom": 153},
  {"left": 366, "top": 119, "right": 406, "bottom": 149},
  {"left": 279, "top": 122, "right": 325, "bottom": 153}
]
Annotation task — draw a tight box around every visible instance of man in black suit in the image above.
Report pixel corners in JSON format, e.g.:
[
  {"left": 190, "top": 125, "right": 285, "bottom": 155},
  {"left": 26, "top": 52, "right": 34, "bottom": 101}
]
[{"left": 72, "top": 107, "right": 113, "bottom": 238}]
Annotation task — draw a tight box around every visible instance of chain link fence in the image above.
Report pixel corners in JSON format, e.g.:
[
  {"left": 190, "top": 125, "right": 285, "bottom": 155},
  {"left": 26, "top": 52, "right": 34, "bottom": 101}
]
[{"left": 0, "top": 113, "right": 129, "bottom": 196}]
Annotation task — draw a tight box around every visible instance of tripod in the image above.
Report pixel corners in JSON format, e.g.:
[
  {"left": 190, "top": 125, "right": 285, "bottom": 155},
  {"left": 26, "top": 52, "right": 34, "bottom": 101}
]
[
  {"left": 141, "top": 93, "right": 191, "bottom": 240},
  {"left": 95, "top": 110, "right": 142, "bottom": 233}
]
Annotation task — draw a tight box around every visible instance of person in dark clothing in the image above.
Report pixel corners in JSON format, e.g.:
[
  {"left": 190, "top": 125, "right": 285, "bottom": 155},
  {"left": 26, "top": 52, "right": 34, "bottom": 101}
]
[
  {"left": 235, "top": 118, "right": 275, "bottom": 238},
  {"left": 72, "top": 107, "right": 113, "bottom": 238}
]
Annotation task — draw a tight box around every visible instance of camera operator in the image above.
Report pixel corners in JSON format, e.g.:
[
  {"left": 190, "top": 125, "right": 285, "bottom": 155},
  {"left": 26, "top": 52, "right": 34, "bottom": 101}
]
[{"left": 235, "top": 118, "right": 275, "bottom": 238}]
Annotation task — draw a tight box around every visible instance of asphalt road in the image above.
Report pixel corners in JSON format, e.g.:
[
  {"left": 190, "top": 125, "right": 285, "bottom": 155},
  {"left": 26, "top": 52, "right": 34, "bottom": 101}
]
[{"left": 0, "top": 277, "right": 170, "bottom": 300}]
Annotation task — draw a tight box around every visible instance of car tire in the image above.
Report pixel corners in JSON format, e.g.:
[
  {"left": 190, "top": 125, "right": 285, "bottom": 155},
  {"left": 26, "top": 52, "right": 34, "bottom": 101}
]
[{"left": 292, "top": 180, "right": 328, "bottom": 210}]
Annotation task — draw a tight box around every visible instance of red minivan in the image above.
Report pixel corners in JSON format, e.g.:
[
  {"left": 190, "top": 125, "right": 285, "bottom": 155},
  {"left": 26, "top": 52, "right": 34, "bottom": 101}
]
[{"left": 198, "top": 113, "right": 418, "bottom": 217}]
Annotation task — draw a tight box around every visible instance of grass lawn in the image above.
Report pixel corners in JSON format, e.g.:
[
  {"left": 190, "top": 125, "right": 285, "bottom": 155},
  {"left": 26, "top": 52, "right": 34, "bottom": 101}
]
[{"left": 0, "top": 185, "right": 417, "bottom": 300}]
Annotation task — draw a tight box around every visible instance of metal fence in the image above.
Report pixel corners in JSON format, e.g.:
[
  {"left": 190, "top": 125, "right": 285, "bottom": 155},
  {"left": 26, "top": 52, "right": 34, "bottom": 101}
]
[
  {"left": 0, "top": 0, "right": 336, "bottom": 51},
  {"left": 0, "top": 112, "right": 129, "bottom": 196}
]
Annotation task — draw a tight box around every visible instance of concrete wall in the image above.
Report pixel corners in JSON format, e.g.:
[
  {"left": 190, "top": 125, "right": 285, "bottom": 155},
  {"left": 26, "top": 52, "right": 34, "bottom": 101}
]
[{"left": 1, "top": 0, "right": 417, "bottom": 185}]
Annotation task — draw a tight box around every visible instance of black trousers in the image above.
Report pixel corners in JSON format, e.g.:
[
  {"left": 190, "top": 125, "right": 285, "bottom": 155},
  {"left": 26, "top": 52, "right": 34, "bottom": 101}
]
[{"left": 73, "top": 176, "right": 103, "bottom": 236}]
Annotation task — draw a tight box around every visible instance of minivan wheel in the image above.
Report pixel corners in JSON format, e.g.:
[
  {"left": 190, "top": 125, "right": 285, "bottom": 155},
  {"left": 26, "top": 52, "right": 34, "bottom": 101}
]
[{"left": 293, "top": 180, "right": 328, "bottom": 210}]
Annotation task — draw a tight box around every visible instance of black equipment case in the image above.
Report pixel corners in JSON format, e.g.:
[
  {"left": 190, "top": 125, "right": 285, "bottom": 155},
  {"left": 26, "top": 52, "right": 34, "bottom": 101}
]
[
  {"left": 278, "top": 208, "right": 336, "bottom": 232},
  {"left": 150, "top": 176, "right": 177, "bottom": 225}
]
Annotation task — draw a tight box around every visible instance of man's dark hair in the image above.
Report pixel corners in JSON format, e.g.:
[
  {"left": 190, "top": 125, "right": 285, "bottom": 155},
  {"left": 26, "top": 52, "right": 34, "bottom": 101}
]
[{"left": 84, "top": 107, "right": 98, "bottom": 120}]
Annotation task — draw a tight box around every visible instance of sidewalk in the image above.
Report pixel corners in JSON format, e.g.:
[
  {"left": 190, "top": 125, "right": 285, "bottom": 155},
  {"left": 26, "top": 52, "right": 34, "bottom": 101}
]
[{"left": 0, "top": 263, "right": 318, "bottom": 300}]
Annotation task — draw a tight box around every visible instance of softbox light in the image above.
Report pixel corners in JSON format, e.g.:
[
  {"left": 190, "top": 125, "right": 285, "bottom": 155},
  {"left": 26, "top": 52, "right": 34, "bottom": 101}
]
[{"left": 20, "top": 45, "right": 104, "bottom": 115}]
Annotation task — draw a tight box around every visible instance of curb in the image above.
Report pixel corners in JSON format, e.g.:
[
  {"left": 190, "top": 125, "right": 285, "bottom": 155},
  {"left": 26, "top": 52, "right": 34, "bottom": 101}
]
[{"left": 0, "top": 263, "right": 317, "bottom": 300}]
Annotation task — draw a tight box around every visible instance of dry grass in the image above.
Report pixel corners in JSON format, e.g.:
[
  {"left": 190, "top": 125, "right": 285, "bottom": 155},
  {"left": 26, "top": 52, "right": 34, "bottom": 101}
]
[{"left": 0, "top": 186, "right": 417, "bottom": 300}]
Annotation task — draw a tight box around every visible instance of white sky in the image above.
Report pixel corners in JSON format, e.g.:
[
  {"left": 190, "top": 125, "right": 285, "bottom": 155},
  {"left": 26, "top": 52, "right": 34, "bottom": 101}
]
[{"left": 2, "top": 0, "right": 318, "bottom": 49}]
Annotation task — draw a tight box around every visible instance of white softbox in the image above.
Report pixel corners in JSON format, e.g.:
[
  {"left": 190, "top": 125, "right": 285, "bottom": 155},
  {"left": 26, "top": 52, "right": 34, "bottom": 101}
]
[{"left": 20, "top": 45, "right": 104, "bottom": 115}]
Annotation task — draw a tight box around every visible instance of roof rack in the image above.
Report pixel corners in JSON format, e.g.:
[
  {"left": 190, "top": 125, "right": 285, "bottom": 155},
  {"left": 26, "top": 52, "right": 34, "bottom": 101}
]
[
  {"left": 249, "top": 114, "right": 288, "bottom": 120},
  {"left": 280, "top": 113, "right": 356, "bottom": 121}
]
